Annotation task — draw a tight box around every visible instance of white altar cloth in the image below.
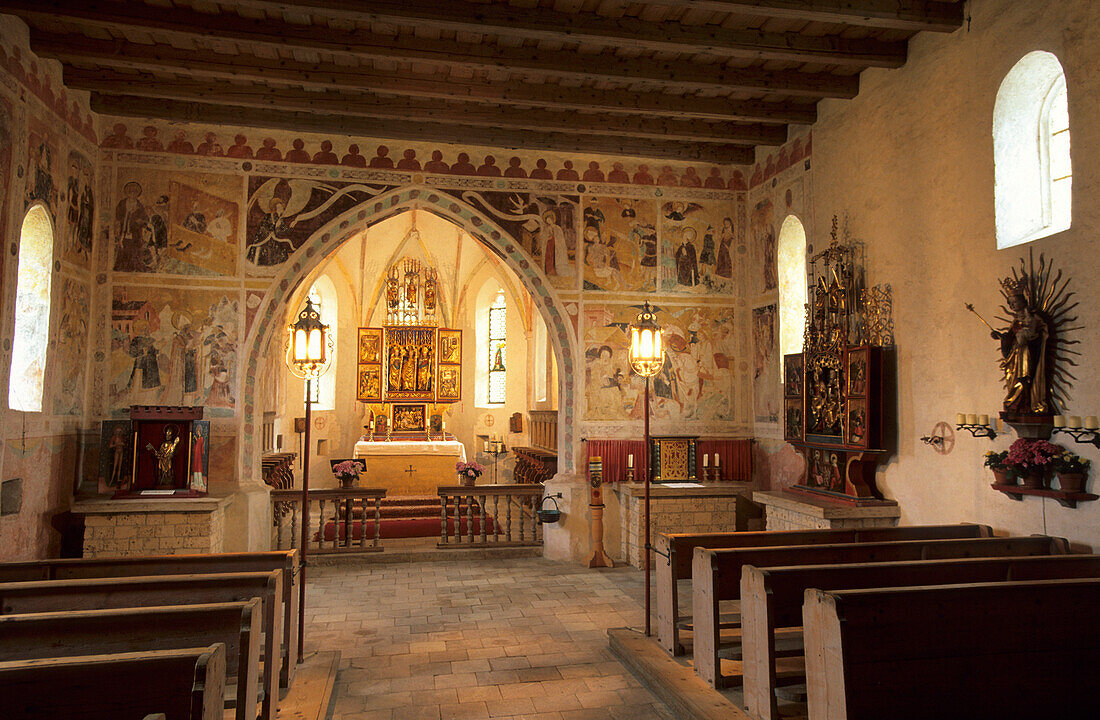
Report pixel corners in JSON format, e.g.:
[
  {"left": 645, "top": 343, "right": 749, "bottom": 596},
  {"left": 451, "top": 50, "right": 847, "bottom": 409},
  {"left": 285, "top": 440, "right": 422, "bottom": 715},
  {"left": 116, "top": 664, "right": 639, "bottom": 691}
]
[{"left": 353, "top": 440, "right": 467, "bottom": 463}]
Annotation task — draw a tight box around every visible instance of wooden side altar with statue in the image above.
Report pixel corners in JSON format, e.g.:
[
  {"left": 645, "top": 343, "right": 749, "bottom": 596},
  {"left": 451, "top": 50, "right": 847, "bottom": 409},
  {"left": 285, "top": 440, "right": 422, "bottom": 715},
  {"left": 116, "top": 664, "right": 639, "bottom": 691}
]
[
  {"left": 351, "top": 257, "right": 467, "bottom": 492},
  {"left": 783, "top": 216, "right": 897, "bottom": 508}
]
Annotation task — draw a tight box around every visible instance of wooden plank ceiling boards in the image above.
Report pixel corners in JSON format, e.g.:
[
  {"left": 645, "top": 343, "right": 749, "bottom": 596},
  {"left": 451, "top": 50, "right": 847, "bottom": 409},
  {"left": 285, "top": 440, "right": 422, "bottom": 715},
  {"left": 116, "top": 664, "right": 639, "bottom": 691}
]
[{"left": 9, "top": 0, "right": 965, "bottom": 163}]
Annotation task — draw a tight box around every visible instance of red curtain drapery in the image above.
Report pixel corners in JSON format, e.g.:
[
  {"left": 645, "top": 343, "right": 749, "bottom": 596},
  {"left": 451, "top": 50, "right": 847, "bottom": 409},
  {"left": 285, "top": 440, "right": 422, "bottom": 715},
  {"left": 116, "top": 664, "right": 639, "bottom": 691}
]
[{"left": 585, "top": 438, "right": 752, "bottom": 483}]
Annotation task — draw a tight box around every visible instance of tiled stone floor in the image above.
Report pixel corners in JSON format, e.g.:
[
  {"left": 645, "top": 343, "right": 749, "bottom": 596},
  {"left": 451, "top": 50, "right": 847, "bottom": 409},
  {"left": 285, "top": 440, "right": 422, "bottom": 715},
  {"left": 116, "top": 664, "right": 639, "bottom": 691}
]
[{"left": 306, "top": 556, "right": 677, "bottom": 720}]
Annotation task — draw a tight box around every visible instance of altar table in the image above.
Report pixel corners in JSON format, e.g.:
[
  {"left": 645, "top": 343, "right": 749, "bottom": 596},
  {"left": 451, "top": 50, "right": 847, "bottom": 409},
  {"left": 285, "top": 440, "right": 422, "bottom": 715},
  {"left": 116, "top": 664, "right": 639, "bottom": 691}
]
[{"left": 353, "top": 440, "right": 468, "bottom": 495}]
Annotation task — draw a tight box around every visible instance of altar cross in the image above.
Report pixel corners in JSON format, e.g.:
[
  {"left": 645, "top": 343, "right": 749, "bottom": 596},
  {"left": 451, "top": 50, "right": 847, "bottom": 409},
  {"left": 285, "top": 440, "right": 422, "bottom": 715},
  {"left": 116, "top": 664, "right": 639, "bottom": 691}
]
[{"left": 404, "top": 464, "right": 417, "bottom": 477}]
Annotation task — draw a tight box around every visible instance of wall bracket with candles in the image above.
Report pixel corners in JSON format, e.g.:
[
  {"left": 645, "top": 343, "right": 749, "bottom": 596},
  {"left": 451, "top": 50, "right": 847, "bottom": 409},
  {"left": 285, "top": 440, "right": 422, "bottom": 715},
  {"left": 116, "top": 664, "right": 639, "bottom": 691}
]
[
  {"left": 1053, "top": 415, "right": 1100, "bottom": 448},
  {"left": 954, "top": 413, "right": 1004, "bottom": 440}
]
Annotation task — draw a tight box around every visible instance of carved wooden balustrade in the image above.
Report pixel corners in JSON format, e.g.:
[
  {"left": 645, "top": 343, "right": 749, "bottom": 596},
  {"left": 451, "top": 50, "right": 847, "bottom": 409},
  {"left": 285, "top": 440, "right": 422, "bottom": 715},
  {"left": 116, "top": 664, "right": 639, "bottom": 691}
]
[
  {"left": 263, "top": 452, "right": 297, "bottom": 524},
  {"left": 437, "top": 484, "right": 544, "bottom": 548},
  {"left": 271, "top": 487, "right": 387, "bottom": 555}
]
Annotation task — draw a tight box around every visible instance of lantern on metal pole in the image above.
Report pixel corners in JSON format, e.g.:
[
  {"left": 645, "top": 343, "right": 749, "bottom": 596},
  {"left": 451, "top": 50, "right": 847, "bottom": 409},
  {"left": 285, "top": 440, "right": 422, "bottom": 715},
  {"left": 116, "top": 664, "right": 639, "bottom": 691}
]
[
  {"left": 628, "top": 301, "right": 663, "bottom": 637},
  {"left": 285, "top": 296, "right": 331, "bottom": 663}
]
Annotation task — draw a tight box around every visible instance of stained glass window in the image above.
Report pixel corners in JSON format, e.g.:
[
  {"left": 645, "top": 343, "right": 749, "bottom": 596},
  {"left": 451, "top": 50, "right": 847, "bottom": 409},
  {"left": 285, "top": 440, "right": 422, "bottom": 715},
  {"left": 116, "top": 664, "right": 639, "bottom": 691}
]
[
  {"left": 9, "top": 206, "right": 54, "bottom": 412},
  {"left": 487, "top": 289, "right": 506, "bottom": 404}
]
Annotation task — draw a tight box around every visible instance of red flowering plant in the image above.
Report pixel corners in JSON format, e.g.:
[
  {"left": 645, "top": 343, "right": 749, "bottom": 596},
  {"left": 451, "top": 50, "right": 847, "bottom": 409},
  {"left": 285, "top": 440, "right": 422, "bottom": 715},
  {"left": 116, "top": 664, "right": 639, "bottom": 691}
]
[
  {"left": 456, "top": 461, "right": 486, "bottom": 481},
  {"left": 1005, "top": 439, "right": 1062, "bottom": 473}
]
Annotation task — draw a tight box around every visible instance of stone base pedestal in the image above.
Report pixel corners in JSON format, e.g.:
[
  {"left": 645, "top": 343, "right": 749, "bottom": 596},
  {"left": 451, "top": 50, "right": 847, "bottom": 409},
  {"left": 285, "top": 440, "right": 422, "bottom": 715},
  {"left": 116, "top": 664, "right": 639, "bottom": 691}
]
[
  {"left": 754, "top": 490, "right": 899, "bottom": 531},
  {"left": 75, "top": 496, "right": 234, "bottom": 558},
  {"left": 617, "top": 482, "right": 756, "bottom": 569}
]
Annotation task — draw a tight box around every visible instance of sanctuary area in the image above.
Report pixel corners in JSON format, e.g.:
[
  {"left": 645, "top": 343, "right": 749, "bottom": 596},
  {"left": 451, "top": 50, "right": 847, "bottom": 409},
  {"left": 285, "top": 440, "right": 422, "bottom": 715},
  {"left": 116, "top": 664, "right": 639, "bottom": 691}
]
[{"left": 0, "top": 1, "right": 1098, "bottom": 719}]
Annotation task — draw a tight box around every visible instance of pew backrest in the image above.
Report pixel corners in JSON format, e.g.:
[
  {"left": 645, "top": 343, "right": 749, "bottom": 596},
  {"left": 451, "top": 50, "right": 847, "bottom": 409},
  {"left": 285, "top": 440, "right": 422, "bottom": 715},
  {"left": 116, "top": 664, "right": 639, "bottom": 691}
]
[
  {"left": 0, "top": 644, "right": 226, "bottom": 720},
  {"left": 803, "top": 579, "right": 1100, "bottom": 719},
  {"left": 0, "top": 571, "right": 282, "bottom": 720},
  {"left": 654, "top": 523, "right": 990, "bottom": 654},
  {"left": 0, "top": 600, "right": 261, "bottom": 720},
  {"left": 0, "top": 550, "right": 299, "bottom": 688}
]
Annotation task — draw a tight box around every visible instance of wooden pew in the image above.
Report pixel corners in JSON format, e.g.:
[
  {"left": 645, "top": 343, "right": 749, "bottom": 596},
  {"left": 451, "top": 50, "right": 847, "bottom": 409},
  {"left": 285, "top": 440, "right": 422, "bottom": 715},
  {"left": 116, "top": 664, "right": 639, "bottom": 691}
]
[
  {"left": 743, "top": 554, "right": 1100, "bottom": 720},
  {"left": 803, "top": 578, "right": 1100, "bottom": 719},
  {"left": 0, "top": 600, "right": 262, "bottom": 720},
  {"left": 692, "top": 534, "right": 1067, "bottom": 687},
  {"left": 0, "top": 571, "right": 282, "bottom": 720},
  {"left": 655, "top": 523, "right": 991, "bottom": 654},
  {"left": 0, "top": 550, "right": 299, "bottom": 688},
  {"left": 0, "top": 645, "right": 226, "bottom": 720}
]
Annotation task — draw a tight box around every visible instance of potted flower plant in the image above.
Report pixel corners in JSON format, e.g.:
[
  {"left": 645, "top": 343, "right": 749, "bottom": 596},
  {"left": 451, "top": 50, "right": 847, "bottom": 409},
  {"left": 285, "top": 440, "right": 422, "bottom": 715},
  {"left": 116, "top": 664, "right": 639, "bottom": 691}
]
[
  {"left": 456, "top": 460, "right": 486, "bottom": 487},
  {"left": 1005, "top": 438, "right": 1062, "bottom": 489},
  {"left": 983, "top": 450, "right": 1015, "bottom": 486},
  {"left": 1054, "top": 451, "right": 1090, "bottom": 494},
  {"left": 333, "top": 460, "right": 364, "bottom": 489}
]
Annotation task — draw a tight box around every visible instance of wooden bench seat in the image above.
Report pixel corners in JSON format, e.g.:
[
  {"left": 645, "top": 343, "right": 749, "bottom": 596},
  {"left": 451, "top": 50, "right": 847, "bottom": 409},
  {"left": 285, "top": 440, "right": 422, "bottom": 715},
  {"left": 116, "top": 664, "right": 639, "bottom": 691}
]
[
  {"left": 742, "top": 553, "right": 1100, "bottom": 720},
  {"left": 0, "top": 550, "right": 299, "bottom": 688},
  {"left": 692, "top": 534, "right": 1066, "bottom": 687},
  {"left": 0, "top": 644, "right": 226, "bottom": 720},
  {"left": 0, "top": 571, "right": 282, "bottom": 720},
  {"left": 655, "top": 523, "right": 990, "bottom": 654},
  {"left": 0, "top": 600, "right": 262, "bottom": 720},
  {"left": 804, "top": 578, "right": 1100, "bottom": 719}
]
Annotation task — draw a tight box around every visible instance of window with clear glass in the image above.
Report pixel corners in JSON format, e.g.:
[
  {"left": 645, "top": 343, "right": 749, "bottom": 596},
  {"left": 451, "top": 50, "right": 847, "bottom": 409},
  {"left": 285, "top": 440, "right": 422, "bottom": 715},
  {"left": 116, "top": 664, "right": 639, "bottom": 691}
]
[
  {"left": 777, "top": 215, "right": 808, "bottom": 377},
  {"left": 994, "top": 51, "right": 1072, "bottom": 248},
  {"left": 9, "top": 205, "right": 54, "bottom": 412},
  {"left": 487, "top": 289, "right": 506, "bottom": 404}
]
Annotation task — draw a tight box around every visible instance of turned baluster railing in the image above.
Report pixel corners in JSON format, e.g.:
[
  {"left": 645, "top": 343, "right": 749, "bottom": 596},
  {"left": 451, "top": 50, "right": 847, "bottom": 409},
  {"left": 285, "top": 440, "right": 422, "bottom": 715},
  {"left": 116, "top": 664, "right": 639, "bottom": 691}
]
[
  {"left": 272, "top": 487, "right": 386, "bottom": 554},
  {"left": 437, "top": 484, "right": 544, "bottom": 548}
]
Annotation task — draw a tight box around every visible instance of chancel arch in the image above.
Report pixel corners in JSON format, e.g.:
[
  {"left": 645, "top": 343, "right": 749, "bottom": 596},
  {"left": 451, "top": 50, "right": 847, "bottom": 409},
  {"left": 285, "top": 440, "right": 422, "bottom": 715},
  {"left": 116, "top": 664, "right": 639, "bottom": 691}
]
[{"left": 240, "top": 186, "right": 578, "bottom": 490}]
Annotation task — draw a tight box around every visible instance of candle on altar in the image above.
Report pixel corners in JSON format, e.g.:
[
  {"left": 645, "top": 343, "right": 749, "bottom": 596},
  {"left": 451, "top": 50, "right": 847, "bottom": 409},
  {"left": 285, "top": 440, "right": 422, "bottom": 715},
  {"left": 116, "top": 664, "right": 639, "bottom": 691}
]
[
  {"left": 978, "top": 414, "right": 989, "bottom": 426},
  {"left": 956, "top": 413, "right": 966, "bottom": 425},
  {"left": 715, "top": 454, "right": 720, "bottom": 468},
  {"left": 703, "top": 454, "right": 709, "bottom": 467},
  {"left": 627, "top": 454, "right": 634, "bottom": 468},
  {"left": 483, "top": 440, "right": 489, "bottom": 452},
  {"left": 1068, "top": 416, "right": 1083, "bottom": 429},
  {"left": 1085, "top": 416, "right": 1099, "bottom": 430},
  {"left": 1053, "top": 415, "right": 1066, "bottom": 428}
]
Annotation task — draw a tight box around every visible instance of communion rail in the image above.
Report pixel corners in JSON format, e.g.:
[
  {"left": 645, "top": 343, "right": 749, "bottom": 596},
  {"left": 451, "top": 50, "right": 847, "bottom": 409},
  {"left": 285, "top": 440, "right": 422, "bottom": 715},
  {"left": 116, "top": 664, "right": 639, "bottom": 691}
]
[
  {"left": 438, "top": 484, "right": 545, "bottom": 548},
  {"left": 271, "top": 487, "right": 387, "bottom": 555}
]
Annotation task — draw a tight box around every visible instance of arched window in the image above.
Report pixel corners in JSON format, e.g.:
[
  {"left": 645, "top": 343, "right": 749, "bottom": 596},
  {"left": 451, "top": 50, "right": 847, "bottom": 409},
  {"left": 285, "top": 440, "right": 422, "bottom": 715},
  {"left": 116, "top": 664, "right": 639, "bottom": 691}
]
[
  {"left": 305, "top": 276, "right": 337, "bottom": 411},
  {"left": 9, "top": 205, "right": 54, "bottom": 412},
  {"left": 777, "top": 215, "right": 807, "bottom": 377},
  {"left": 487, "top": 289, "right": 507, "bottom": 404},
  {"left": 533, "top": 316, "right": 548, "bottom": 403},
  {"left": 994, "top": 51, "right": 1072, "bottom": 249}
]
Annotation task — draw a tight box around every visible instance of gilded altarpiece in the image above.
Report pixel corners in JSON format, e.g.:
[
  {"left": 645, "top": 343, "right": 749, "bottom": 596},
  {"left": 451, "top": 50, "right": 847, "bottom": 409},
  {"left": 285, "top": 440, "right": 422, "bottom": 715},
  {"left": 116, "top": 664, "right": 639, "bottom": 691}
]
[{"left": 783, "top": 217, "right": 895, "bottom": 505}]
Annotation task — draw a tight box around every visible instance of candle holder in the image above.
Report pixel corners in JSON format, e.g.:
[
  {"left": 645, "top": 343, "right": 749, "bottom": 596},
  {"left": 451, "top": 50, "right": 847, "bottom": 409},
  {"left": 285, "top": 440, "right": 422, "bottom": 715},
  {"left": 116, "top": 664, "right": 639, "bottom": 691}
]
[
  {"left": 956, "top": 422, "right": 998, "bottom": 440},
  {"left": 1053, "top": 427, "right": 1100, "bottom": 449},
  {"left": 624, "top": 468, "right": 635, "bottom": 483}
]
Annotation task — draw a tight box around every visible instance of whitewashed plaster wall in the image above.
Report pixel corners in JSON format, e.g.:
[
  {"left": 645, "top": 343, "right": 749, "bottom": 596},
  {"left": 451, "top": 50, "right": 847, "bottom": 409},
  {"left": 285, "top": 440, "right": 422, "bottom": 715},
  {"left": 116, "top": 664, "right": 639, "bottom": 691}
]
[{"left": 797, "top": 0, "right": 1100, "bottom": 549}]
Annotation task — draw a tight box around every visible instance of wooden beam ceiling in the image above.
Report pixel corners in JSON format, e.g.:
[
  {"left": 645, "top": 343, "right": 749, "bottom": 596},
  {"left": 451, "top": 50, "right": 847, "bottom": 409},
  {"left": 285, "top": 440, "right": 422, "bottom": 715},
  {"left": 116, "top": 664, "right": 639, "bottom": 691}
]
[
  {"left": 90, "top": 94, "right": 759, "bottom": 164},
  {"left": 29, "top": 31, "right": 820, "bottom": 124},
  {"left": 6, "top": 0, "right": 963, "bottom": 164}
]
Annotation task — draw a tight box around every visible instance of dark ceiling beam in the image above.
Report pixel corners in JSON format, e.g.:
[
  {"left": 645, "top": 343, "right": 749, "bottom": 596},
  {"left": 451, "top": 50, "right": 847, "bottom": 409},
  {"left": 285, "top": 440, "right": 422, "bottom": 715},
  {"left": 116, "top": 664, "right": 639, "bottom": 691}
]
[
  {"left": 63, "top": 67, "right": 789, "bottom": 146},
  {"left": 228, "top": 0, "right": 907, "bottom": 68},
  {"left": 89, "top": 93, "right": 758, "bottom": 164},
  {"left": 632, "top": 0, "right": 965, "bottom": 33},
  {"left": 9, "top": 3, "right": 860, "bottom": 98},
  {"left": 29, "top": 31, "right": 819, "bottom": 124}
]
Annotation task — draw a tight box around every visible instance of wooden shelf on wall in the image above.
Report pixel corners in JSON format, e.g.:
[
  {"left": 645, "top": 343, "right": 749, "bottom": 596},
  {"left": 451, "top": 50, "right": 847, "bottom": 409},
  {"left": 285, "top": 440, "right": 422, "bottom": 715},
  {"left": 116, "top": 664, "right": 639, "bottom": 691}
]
[{"left": 991, "top": 483, "right": 1098, "bottom": 509}]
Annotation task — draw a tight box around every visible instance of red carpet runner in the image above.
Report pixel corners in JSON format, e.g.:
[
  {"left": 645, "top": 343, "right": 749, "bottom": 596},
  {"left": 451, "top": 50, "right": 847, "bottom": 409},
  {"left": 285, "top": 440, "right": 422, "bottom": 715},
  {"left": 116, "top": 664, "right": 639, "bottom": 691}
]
[{"left": 317, "top": 495, "right": 498, "bottom": 541}]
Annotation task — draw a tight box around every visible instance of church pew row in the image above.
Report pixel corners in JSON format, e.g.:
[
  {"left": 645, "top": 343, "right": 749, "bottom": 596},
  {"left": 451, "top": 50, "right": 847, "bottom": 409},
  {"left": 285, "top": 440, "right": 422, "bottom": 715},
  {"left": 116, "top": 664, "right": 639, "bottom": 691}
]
[
  {"left": 0, "top": 600, "right": 262, "bottom": 720},
  {"left": 0, "top": 571, "right": 282, "bottom": 720},
  {"left": 0, "top": 644, "right": 227, "bottom": 720},
  {"left": 0, "top": 549, "right": 299, "bottom": 688},
  {"left": 741, "top": 554, "right": 1100, "bottom": 720},
  {"left": 804, "top": 578, "right": 1100, "bottom": 720},
  {"left": 655, "top": 523, "right": 991, "bottom": 654},
  {"left": 691, "top": 534, "right": 1067, "bottom": 688}
]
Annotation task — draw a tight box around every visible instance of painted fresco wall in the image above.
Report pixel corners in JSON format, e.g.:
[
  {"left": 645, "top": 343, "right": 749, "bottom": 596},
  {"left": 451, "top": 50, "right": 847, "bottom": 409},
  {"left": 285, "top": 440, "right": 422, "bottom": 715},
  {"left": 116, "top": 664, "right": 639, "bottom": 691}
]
[{"left": 0, "top": 16, "right": 98, "bottom": 559}]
